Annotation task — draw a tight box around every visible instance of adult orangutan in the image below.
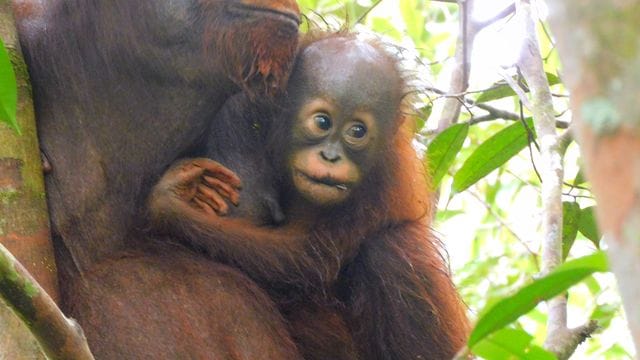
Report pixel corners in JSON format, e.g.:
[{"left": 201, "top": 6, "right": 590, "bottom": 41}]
[
  {"left": 15, "top": 0, "right": 303, "bottom": 358},
  {"left": 15, "top": 0, "right": 300, "bottom": 284},
  {"left": 149, "top": 32, "right": 470, "bottom": 359}
]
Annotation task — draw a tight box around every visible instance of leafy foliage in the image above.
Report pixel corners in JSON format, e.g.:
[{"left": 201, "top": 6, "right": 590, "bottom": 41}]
[
  {"left": 426, "top": 123, "right": 468, "bottom": 188},
  {"left": 476, "top": 73, "right": 561, "bottom": 103},
  {"left": 472, "top": 328, "right": 556, "bottom": 360},
  {"left": 578, "top": 206, "right": 601, "bottom": 248},
  {"left": 452, "top": 119, "right": 534, "bottom": 193},
  {"left": 469, "top": 252, "right": 608, "bottom": 347},
  {"left": 562, "top": 201, "right": 581, "bottom": 260}
]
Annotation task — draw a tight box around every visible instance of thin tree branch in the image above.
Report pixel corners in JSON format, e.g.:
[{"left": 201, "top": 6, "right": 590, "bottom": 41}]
[
  {"left": 475, "top": 3, "right": 516, "bottom": 29},
  {"left": 468, "top": 190, "right": 540, "bottom": 270},
  {"left": 425, "top": 85, "right": 570, "bottom": 129},
  {"left": 563, "top": 193, "right": 595, "bottom": 200},
  {"left": 436, "top": 0, "right": 474, "bottom": 131},
  {"left": 437, "top": 1, "right": 516, "bottom": 132},
  {"left": 475, "top": 102, "right": 519, "bottom": 120},
  {"left": 498, "top": 68, "right": 533, "bottom": 110},
  {"left": 523, "top": 126, "right": 543, "bottom": 184},
  {"left": 0, "top": 243, "right": 94, "bottom": 360},
  {"left": 423, "top": 116, "right": 568, "bottom": 136},
  {"left": 356, "top": 0, "right": 384, "bottom": 24},
  {"left": 504, "top": 169, "right": 539, "bottom": 195},
  {"left": 513, "top": 3, "right": 592, "bottom": 358},
  {"left": 466, "top": 114, "right": 513, "bottom": 124},
  {"left": 431, "top": 83, "right": 505, "bottom": 97},
  {"left": 545, "top": 321, "right": 600, "bottom": 360},
  {"left": 558, "top": 124, "right": 574, "bottom": 156}
]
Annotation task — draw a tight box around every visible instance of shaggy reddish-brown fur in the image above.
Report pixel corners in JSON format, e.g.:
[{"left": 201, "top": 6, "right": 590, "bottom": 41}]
[
  {"left": 67, "top": 242, "right": 301, "bottom": 359},
  {"left": 16, "top": 0, "right": 302, "bottom": 358},
  {"left": 150, "top": 31, "right": 470, "bottom": 359}
]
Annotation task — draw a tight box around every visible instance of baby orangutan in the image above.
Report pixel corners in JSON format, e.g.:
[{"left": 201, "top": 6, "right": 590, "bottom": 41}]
[{"left": 149, "top": 32, "right": 469, "bottom": 360}]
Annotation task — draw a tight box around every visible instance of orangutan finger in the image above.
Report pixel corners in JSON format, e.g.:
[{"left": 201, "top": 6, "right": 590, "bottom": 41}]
[
  {"left": 198, "top": 186, "right": 229, "bottom": 215},
  {"left": 193, "top": 197, "right": 216, "bottom": 215},
  {"left": 176, "top": 164, "right": 204, "bottom": 183},
  {"left": 203, "top": 176, "right": 240, "bottom": 206},
  {"left": 195, "top": 192, "right": 221, "bottom": 214},
  {"left": 193, "top": 158, "right": 242, "bottom": 189}
]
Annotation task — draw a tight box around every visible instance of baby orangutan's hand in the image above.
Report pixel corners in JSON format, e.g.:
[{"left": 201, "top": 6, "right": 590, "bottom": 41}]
[
  {"left": 194, "top": 160, "right": 242, "bottom": 216},
  {"left": 153, "top": 158, "right": 242, "bottom": 216}
]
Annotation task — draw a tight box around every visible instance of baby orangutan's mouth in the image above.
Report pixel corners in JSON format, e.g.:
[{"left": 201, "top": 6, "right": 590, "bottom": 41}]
[{"left": 297, "top": 171, "right": 349, "bottom": 191}]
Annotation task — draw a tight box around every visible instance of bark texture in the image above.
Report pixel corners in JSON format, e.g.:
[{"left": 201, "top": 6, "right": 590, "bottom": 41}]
[
  {"left": 513, "top": 2, "right": 565, "bottom": 355},
  {"left": 547, "top": 0, "right": 640, "bottom": 355},
  {"left": 1, "top": 2, "right": 57, "bottom": 358}
]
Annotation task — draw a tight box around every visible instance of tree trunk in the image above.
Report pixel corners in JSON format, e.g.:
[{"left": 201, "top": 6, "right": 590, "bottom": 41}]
[
  {"left": 546, "top": 1, "right": 640, "bottom": 354},
  {"left": 0, "top": 2, "right": 57, "bottom": 358}
]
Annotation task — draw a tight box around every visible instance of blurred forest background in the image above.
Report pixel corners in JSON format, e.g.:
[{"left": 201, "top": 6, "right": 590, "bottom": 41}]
[{"left": 295, "top": 0, "right": 634, "bottom": 358}]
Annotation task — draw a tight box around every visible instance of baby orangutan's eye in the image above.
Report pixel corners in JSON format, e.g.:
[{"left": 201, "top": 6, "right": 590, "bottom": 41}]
[
  {"left": 314, "top": 114, "right": 332, "bottom": 131},
  {"left": 347, "top": 124, "right": 367, "bottom": 138}
]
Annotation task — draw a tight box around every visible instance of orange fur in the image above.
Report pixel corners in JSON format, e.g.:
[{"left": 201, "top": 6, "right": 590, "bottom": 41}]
[{"left": 148, "top": 32, "right": 470, "bottom": 359}]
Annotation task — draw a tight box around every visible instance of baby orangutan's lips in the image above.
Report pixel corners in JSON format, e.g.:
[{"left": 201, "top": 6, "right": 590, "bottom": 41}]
[{"left": 298, "top": 171, "right": 349, "bottom": 191}]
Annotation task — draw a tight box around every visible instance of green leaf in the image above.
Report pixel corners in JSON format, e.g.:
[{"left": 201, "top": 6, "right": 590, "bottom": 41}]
[
  {"left": 546, "top": 72, "right": 560, "bottom": 85},
  {"left": 590, "top": 303, "right": 619, "bottom": 329},
  {"left": 484, "top": 174, "right": 502, "bottom": 205},
  {"left": 476, "top": 84, "right": 517, "bottom": 104},
  {"left": 414, "top": 105, "right": 431, "bottom": 132},
  {"left": 472, "top": 328, "right": 556, "bottom": 360},
  {"left": 400, "top": 0, "right": 423, "bottom": 42},
  {"left": 435, "top": 209, "right": 464, "bottom": 222},
  {"left": 420, "top": 104, "right": 432, "bottom": 122},
  {"left": 426, "top": 123, "right": 468, "bottom": 188},
  {"left": 370, "top": 17, "right": 403, "bottom": 41},
  {"left": 296, "top": 0, "right": 318, "bottom": 11},
  {"left": 452, "top": 119, "right": 534, "bottom": 193},
  {"left": 562, "top": 202, "right": 581, "bottom": 260},
  {"left": 476, "top": 73, "right": 561, "bottom": 103},
  {"left": 468, "top": 252, "right": 609, "bottom": 348},
  {"left": 583, "top": 275, "right": 601, "bottom": 295},
  {"left": 0, "top": 39, "right": 19, "bottom": 134},
  {"left": 573, "top": 168, "right": 587, "bottom": 186},
  {"left": 601, "top": 344, "right": 631, "bottom": 358},
  {"left": 578, "top": 206, "right": 601, "bottom": 248}
]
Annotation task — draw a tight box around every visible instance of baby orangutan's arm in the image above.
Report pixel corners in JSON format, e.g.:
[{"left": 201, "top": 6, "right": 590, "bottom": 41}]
[{"left": 148, "top": 158, "right": 326, "bottom": 289}]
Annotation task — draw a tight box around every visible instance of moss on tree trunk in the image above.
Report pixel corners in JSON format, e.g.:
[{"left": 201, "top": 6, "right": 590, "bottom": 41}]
[{"left": 0, "top": 3, "right": 57, "bottom": 358}]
